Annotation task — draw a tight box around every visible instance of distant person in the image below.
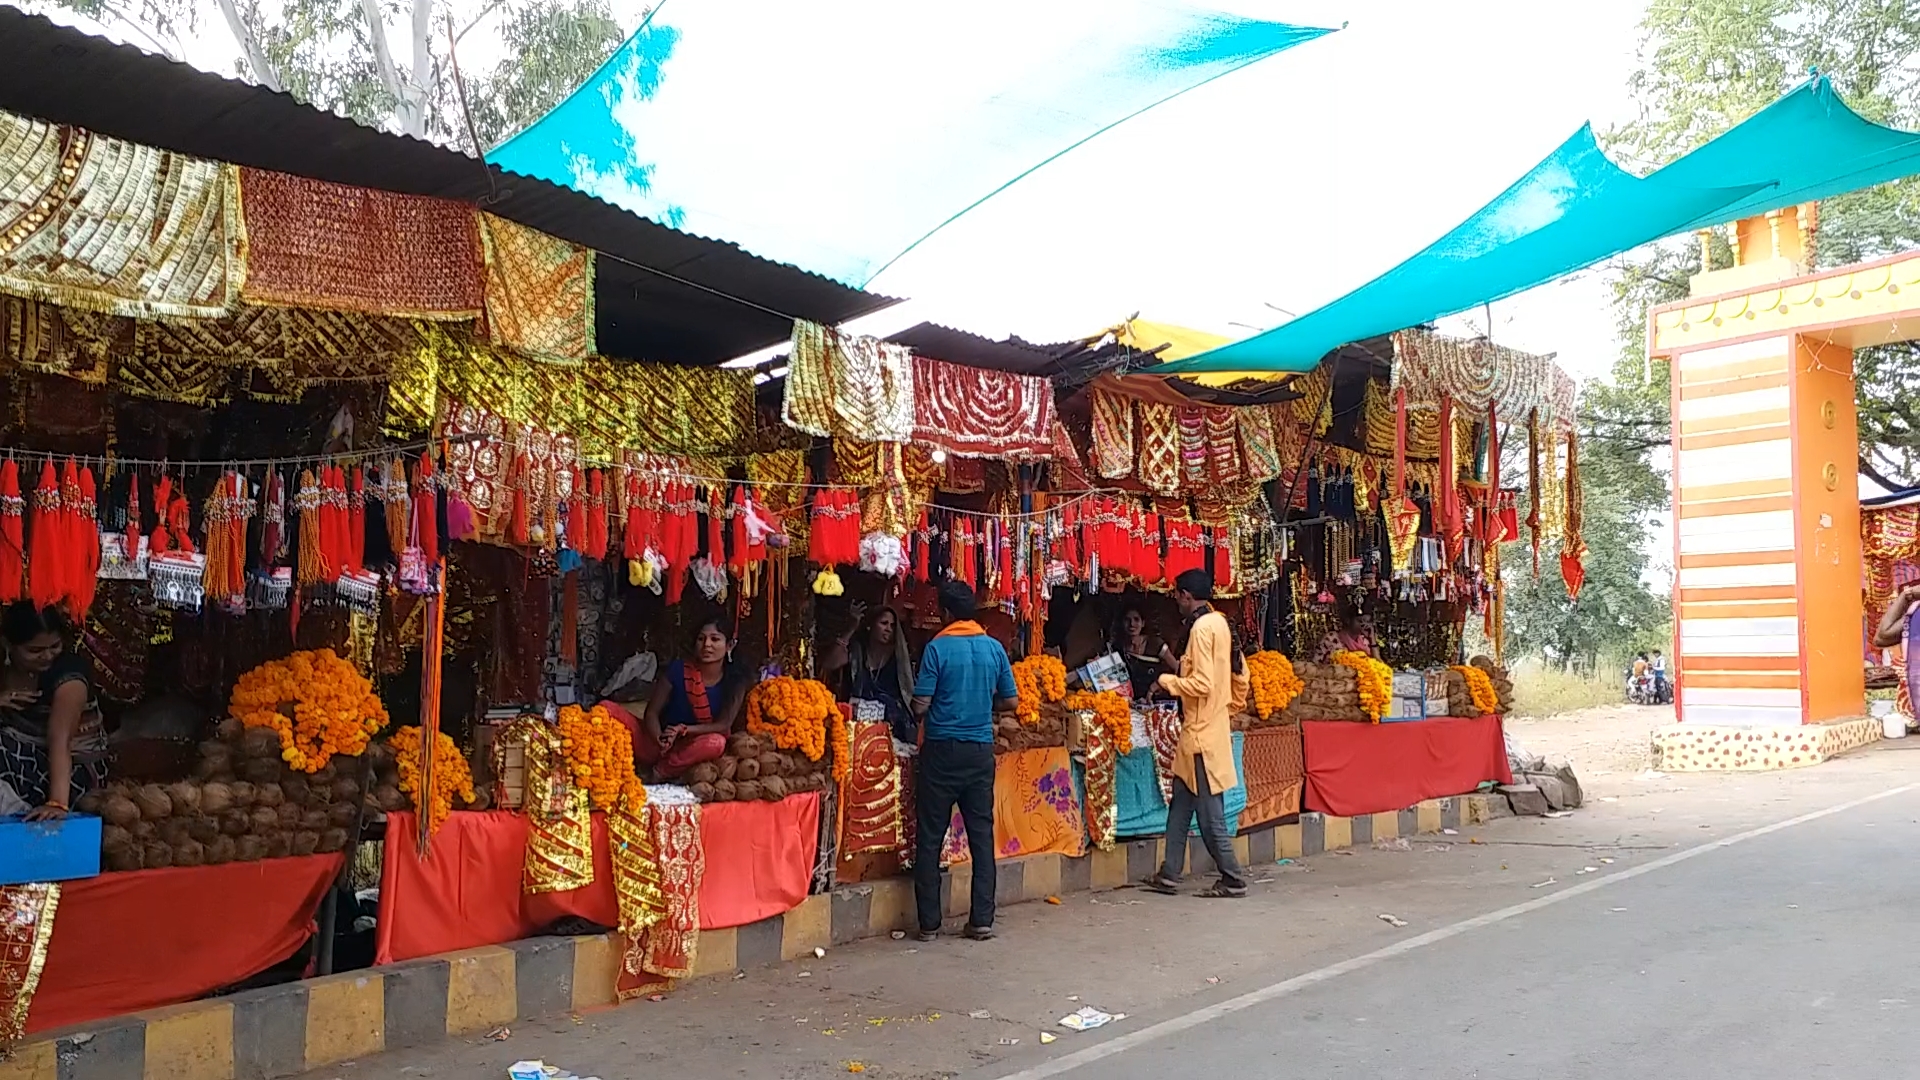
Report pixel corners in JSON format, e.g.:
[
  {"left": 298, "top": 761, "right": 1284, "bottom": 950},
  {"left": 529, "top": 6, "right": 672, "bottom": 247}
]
[
  {"left": 910, "top": 581, "right": 1017, "bottom": 942},
  {"left": 1316, "top": 607, "right": 1377, "bottom": 661},
  {"left": 1650, "top": 650, "right": 1667, "bottom": 699},
  {"left": 1112, "top": 604, "right": 1168, "bottom": 701},
  {"left": 1143, "top": 569, "right": 1248, "bottom": 900},
  {"left": 1873, "top": 582, "right": 1920, "bottom": 710},
  {"left": 1632, "top": 652, "right": 1648, "bottom": 680},
  {"left": 823, "top": 601, "right": 917, "bottom": 744}
]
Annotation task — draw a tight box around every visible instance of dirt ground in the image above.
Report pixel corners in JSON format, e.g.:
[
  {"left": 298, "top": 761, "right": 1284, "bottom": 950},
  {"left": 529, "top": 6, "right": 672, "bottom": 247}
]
[{"left": 298, "top": 705, "right": 1920, "bottom": 1080}]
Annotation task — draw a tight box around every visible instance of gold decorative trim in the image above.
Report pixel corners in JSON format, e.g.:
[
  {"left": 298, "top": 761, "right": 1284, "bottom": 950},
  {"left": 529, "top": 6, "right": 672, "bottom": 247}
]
[{"left": 1651, "top": 252, "right": 1920, "bottom": 355}]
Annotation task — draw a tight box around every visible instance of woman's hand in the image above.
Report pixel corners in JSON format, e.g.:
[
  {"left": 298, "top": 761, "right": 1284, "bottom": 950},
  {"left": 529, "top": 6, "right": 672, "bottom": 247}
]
[
  {"left": 24, "top": 801, "right": 66, "bottom": 822},
  {"left": 0, "top": 687, "right": 39, "bottom": 710}
]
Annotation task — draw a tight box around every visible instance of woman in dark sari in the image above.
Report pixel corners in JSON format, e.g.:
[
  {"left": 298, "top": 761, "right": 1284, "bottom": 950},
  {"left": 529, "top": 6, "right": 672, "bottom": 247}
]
[
  {"left": 0, "top": 603, "right": 109, "bottom": 820},
  {"left": 824, "top": 603, "right": 916, "bottom": 743}
]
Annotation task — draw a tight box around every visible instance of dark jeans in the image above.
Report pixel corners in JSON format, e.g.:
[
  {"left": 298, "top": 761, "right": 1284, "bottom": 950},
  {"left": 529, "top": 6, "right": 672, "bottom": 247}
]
[
  {"left": 1161, "top": 754, "right": 1245, "bottom": 889},
  {"left": 914, "top": 739, "right": 996, "bottom": 932}
]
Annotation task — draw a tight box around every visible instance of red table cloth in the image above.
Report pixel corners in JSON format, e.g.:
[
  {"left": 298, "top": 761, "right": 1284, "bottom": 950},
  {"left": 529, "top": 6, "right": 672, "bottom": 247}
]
[
  {"left": 28, "top": 853, "right": 342, "bottom": 1033},
  {"left": 376, "top": 792, "right": 819, "bottom": 964},
  {"left": 1302, "top": 716, "right": 1513, "bottom": 818}
]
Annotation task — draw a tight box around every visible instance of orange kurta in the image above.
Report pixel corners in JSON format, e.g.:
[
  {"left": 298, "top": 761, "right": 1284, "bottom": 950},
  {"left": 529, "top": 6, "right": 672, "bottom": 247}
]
[{"left": 1157, "top": 610, "right": 1239, "bottom": 793}]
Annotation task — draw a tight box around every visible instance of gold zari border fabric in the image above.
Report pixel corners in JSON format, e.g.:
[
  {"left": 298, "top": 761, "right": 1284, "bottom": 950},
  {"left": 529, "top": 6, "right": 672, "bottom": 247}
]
[
  {"left": 0, "top": 111, "right": 240, "bottom": 319},
  {"left": 480, "top": 213, "right": 595, "bottom": 363}
]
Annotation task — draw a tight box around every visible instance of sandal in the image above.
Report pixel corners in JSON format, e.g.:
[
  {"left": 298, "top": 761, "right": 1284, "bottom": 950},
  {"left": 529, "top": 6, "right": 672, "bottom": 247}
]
[
  {"left": 1196, "top": 883, "right": 1248, "bottom": 899},
  {"left": 1141, "top": 873, "right": 1181, "bottom": 895}
]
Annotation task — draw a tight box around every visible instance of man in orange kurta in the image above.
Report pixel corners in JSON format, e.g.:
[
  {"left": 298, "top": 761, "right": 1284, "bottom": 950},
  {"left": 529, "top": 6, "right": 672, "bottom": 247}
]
[{"left": 1146, "top": 569, "right": 1247, "bottom": 898}]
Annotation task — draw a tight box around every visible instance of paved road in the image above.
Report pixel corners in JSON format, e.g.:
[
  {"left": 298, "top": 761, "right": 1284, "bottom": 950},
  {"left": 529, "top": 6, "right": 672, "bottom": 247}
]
[{"left": 982, "top": 784, "right": 1920, "bottom": 1080}]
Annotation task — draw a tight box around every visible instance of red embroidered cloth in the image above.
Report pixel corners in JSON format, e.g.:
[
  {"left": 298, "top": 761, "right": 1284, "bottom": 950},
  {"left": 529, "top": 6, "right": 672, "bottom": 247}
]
[{"left": 911, "top": 355, "right": 1055, "bottom": 459}]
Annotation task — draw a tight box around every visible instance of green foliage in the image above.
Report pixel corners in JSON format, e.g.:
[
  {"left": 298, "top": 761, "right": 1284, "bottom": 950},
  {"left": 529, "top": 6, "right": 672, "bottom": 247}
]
[{"left": 465, "top": 0, "right": 624, "bottom": 148}]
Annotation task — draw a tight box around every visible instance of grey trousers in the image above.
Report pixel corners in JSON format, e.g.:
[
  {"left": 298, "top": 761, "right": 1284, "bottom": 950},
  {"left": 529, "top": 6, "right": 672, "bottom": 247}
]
[{"left": 1160, "top": 753, "right": 1245, "bottom": 888}]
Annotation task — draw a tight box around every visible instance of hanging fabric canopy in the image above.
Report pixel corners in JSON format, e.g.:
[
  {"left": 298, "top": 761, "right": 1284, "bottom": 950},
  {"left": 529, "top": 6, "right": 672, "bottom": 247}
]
[
  {"left": 1095, "top": 317, "right": 1234, "bottom": 363},
  {"left": 1159, "top": 75, "right": 1920, "bottom": 376},
  {"left": 487, "top": 2, "right": 1333, "bottom": 289}
]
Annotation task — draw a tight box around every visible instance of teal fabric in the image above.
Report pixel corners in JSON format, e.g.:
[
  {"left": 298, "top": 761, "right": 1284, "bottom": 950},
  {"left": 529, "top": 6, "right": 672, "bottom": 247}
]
[
  {"left": 1162, "top": 76, "right": 1920, "bottom": 375},
  {"left": 487, "top": 4, "right": 1333, "bottom": 288},
  {"left": 1111, "top": 733, "right": 1246, "bottom": 839}
]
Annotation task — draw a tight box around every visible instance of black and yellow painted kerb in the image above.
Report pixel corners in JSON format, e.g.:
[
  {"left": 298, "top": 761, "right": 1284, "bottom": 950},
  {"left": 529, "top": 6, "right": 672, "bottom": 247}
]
[{"left": 0, "top": 796, "right": 1491, "bottom": 1080}]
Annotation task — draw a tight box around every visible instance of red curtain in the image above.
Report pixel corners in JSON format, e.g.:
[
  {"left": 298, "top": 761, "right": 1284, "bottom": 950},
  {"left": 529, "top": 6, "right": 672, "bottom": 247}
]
[
  {"left": 1302, "top": 716, "right": 1513, "bottom": 818},
  {"left": 376, "top": 793, "right": 820, "bottom": 965},
  {"left": 30, "top": 854, "right": 341, "bottom": 1033}
]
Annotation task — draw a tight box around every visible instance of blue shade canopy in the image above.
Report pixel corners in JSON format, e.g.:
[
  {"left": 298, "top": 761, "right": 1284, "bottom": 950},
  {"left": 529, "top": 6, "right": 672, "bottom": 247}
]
[
  {"left": 487, "top": 2, "right": 1333, "bottom": 289},
  {"left": 1161, "top": 75, "right": 1920, "bottom": 375}
]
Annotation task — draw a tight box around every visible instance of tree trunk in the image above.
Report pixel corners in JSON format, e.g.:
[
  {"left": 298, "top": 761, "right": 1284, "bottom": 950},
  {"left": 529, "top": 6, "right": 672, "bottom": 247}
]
[
  {"left": 359, "top": 0, "right": 431, "bottom": 136},
  {"left": 213, "top": 0, "right": 283, "bottom": 92}
]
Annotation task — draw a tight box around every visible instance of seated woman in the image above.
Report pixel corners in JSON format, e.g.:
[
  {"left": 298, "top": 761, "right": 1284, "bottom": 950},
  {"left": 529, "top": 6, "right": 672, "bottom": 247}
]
[
  {"left": 1112, "top": 604, "right": 1168, "bottom": 701},
  {"left": 0, "top": 603, "right": 109, "bottom": 820},
  {"left": 636, "top": 615, "right": 747, "bottom": 779},
  {"left": 1315, "top": 607, "right": 1378, "bottom": 661},
  {"left": 823, "top": 602, "right": 916, "bottom": 743}
]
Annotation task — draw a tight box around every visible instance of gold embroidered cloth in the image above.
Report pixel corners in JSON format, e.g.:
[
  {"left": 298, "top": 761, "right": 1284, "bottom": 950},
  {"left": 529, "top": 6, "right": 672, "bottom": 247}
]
[
  {"left": 239, "top": 167, "right": 483, "bottom": 319},
  {"left": 621, "top": 800, "right": 703, "bottom": 996},
  {"left": 480, "top": 213, "right": 594, "bottom": 362},
  {"left": 0, "top": 882, "right": 58, "bottom": 1046},
  {"left": 385, "top": 326, "right": 753, "bottom": 457},
  {"left": 1090, "top": 386, "right": 1134, "bottom": 479},
  {"left": 911, "top": 354, "right": 1054, "bottom": 458},
  {"left": 1082, "top": 717, "right": 1118, "bottom": 852},
  {"left": 516, "top": 722, "right": 595, "bottom": 894},
  {"left": 608, "top": 798, "right": 667, "bottom": 1000},
  {"left": 1391, "top": 328, "right": 1577, "bottom": 432},
  {"left": 0, "top": 112, "right": 239, "bottom": 318},
  {"left": 783, "top": 320, "right": 915, "bottom": 442}
]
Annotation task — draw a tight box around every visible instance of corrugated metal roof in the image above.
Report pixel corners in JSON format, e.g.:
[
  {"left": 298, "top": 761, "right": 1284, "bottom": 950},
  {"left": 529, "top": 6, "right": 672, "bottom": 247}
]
[
  {"left": 0, "top": 8, "right": 898, "bottom": 365},
  {"left": 882, "top": 322, "right": 1088, "bottom": 376}
]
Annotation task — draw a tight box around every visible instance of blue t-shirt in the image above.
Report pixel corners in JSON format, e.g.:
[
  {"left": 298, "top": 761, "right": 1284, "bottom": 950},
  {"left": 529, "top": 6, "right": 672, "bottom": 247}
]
[{"left": 913, "top": 633, "right": 1017, "bottom": 743}]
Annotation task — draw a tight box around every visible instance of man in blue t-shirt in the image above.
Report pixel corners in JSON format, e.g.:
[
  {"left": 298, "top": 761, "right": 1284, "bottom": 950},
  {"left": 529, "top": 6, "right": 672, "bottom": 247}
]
[{"left": 910, "top": 580, "right": 1017, "bottom": 941}]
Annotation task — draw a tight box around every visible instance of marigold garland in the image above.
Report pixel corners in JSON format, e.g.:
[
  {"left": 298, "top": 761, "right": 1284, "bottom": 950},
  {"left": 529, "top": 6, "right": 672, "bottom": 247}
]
[
  {"left": 391, "top": 725, "right": 476, "bottom": 834},
  {"left": 1065, "top": 689, "right": 1133, "bottom": 755},
  {"left": 1011, "top": 655, "right": 1067, "bottom": 726},
  {"left": 1332, "top": 650, "right": 1393, "bottom": 723},
  {"left": 828, "top": 704, "right": 852, "bottom": 783},
  {"left": 557, "top": 703, "right": 647, "bottom": 811},
  {"left": 1451, "top": 664, "right": 1500, "bottom": 716},
  {"left": 746, "top": 676, "right": 837, "bottom": 761},
  {"left": 1245, "top": 651, "right": 1305, "bottom": 720},
  {"left": 229, "top": 648, "right": 390, "bottom": 773}
]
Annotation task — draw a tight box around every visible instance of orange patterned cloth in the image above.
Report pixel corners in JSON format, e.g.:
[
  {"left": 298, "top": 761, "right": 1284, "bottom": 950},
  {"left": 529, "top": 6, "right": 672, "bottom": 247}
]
[
  {"left": 0, "top": 883, "right": 59, "bottom": 1046},
  {"left": 941, "top": 747, "right": 1085, "bottom": 864},
  {"left": 238, "top": 167, "right": 483, "bottom": 319},
  {"left": 619, "top": 800, "right": 703, "bottom": 996},
  {"left": 1236, "top": 725, "right": 1305, "bottom": 830},
  {"left": 837, "top": 719, "right": 904, "bottom": 860},
  {"left": 480, "top": 213, "right": 594, "bottom": 362}
]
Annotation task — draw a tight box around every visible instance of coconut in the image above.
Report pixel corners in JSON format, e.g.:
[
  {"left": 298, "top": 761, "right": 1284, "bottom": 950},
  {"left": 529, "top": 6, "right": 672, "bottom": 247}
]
[
  {"left": 172, "top": 839, "right": 206, "bottom": 867},
  {"left": 243, "top": 758, "right": 282, "bottom": 784},
  {"left": 760, "top": 775, "right": 789, "bottom": 800},
  {"left": 165, "top": 780, "right": 202, "bottom": 814},
  {"left": 727, "top": 733, "right": 762, "bottom": 758},
  {"left": 363, "top": 740, "right": 396, "bottom": 770},
  {"left": 310, "top": 761, "right": 338, "bottom": 784},
  {"left": 133, "top": 784, "right": 173, "bottom": 820},
  {"left": 228, "top": 780, "right": 256, "bottom": 807},
  {"left": 280, "top": 775, "right": 312, "bottom": 806},
  {"left": 717, "top": 756, "right": 738, "bottom": 781},
  {"left": 75, "top": 790, "right": 106, "bottom": 815},
  {"left": 249, "top": 806, "right": 280, "bottom": 834},
  {"left": 206, "top": 836, "right": 238, "bottom": 864},
  {"left": 264, "top": 833, "right": 291, "bottom": 859},
  {"left": 239, "top": 726, "right": 282, "bottom": 759},
  {"left": 199, "top": 782, "right": 234, "bottom": 815},
  {"left": 755, "top": 753, "right": 784, "bottom": 778},
  {"left": 290, "top": 831, "right": 319, "bottom": 856},
  {"left": 102, "top": 793, "right": 140, "bottom": 828},
  {"left": 307, "top": 780, "right": 333, "bottom": 805},
  {"left": 689, "top": 781, "right": 716, "bottom": 802},
  {"left": 687, "top": 762, "right": 721, "bottom": 786},
  {"left": 220, "top": 810, "right": 250, "bottom": 837},
  {"left": 255, "top": 782, "right": 284, "bottom": 808},
  {"left": 317, "top": 827, "right": 350, "bottom": 853},
  {"left": 276, "top": 803, "right": 301, "bottom": 830},
  {"left": 332, "top": 777, "right": 361, "bottom": 804},
  {"left": 216, "top": 716, "right": 244, "bottom": 742},
  {"left": 375, "top": 784, "right": 407, "bottom": 812},
  {"left": 236, "top": 836, "right": 269, "bottom": 861},
  {"left": 186, "top": 817, "right": 220, "bottom": 844},
  {"left": 103, "top": 843, "right": 142, "bottom": 872},
  {"left": 299, "top": 807, "right": 328, "bottom": 831},
  {"left": 735, "top": 757, "right": 760, "bottom": 781},
  {"left": 327, "top": 801, "right": 359, "bottom": 828},
  {"left": 733, "top": 779, "right": 763, "bottom": 802},
  {"left": 712, "top": 779, "right": 737, "bottom": 802},
  {"left": 131, "top": 819, "right": 156, "bottom": 840},
  {"left": 142, "top": 841, "right": 174, "bottom": 868}
]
